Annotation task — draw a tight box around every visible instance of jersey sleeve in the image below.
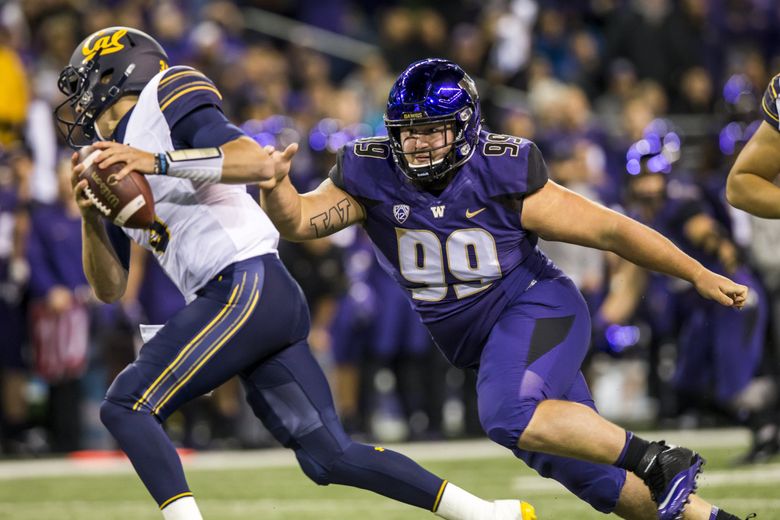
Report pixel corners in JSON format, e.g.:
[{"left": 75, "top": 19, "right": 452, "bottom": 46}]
[
  {"left": 484, "top": 138, "right": 549, "bottom": 197},
  {"left": 525, "top": 142, "right": 549, "bottom": 194},
  {"left": 328, "top": 148, "right": 348, "bottom": 191},
  {"left": 157, "top": 67, "right": 224, "bottom": 130},
  {"left": 327, "top": 139, "right": 394, "bottom": 202},
  {"left": 761, "top": 74, "right": 780, "bottom": 130},
  {"left": 169, "top": 105, "right": 244, "bottom": 148}
]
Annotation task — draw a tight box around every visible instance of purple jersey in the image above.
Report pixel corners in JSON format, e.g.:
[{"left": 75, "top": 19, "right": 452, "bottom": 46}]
[{"left": 330, "top": 131, "right": 561, "bottom": 367}]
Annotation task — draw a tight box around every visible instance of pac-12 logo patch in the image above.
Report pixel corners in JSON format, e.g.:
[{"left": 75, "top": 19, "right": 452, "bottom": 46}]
[{"left": 393, "top": 204, "right": 410, "bottom": 223}]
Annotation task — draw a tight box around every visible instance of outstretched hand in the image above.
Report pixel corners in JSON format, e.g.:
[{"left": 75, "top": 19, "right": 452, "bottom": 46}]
[
  {"left": 692, "top": 267, "right": 748, "bottom": 309},
  {"left": 258, "top": 143, "right": 298, "bottom": 191}
]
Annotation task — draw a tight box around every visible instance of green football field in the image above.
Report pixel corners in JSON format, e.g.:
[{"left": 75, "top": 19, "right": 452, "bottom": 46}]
[{"left": 0, "top": 431, "right": 777, "bottom": 519}]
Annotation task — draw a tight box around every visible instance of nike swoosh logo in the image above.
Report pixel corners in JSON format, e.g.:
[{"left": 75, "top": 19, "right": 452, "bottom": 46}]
[{"left": 465, "top": 207, "right": 486, "bottom": 218}]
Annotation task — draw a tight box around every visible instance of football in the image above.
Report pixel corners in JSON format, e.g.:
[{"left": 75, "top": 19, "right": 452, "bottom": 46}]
[{"left": 78, "top": 148, "right": 155, "bottom": 229}]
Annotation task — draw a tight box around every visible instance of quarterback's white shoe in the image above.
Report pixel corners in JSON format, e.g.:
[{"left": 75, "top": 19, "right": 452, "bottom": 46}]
[{"left": 491, "top": 500, "right": 537, "bottom": 520}]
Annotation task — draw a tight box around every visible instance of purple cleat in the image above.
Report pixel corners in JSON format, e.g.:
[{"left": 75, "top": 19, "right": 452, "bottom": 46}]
[{"left": 635, "top": 441, "right": 705, "bottom": 520}]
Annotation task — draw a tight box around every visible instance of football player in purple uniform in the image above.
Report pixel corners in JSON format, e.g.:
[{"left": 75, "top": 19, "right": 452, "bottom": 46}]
[
  {"left": 262, "top": 58, "right": 753, "bottom": 520},
  {"left": 60, "top": 29, "right": 534, "bottom": 520}
]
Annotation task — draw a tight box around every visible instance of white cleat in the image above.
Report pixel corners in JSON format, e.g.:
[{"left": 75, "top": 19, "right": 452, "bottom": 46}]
[{"left": 491, "top": 500, "right": 537, "bottom": 520}]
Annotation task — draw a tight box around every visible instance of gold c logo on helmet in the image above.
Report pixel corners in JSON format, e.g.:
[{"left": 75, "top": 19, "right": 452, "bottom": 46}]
[{"left": 82, "top": 29, "right": 128, "bottom": 61}]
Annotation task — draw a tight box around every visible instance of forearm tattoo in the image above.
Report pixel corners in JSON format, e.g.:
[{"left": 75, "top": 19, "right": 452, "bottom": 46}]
[{"left": 309, "top": 198, "right": 352, "bottom": 238}]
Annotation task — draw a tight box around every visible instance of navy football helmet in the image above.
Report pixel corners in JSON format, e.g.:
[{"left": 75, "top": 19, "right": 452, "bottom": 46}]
[
  {"left": 384, "top": 59, "right": 482, "bottom": 183},
  {"left": 55, "top": 27, "right": 169, "bottom": 148}
]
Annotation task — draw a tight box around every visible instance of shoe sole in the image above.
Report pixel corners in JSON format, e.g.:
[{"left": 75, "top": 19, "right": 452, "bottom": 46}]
[{"left": 657, "top": 454, "right": 705, "bottom": 520}]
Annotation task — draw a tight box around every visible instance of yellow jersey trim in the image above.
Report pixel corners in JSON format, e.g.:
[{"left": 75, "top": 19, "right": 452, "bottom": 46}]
[
  {"left": 160, "top": 86, "right": 222, "bottom": 112},
  {"left": 159, "top": 81, "right": 218, "bottom": 109},
  {"left": 158, "top": 70, "right": 205, "bottom": 88}
]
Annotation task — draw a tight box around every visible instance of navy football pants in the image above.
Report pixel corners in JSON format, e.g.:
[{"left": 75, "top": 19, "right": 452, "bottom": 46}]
[{"left": 101, "top": 254, "right": 443, "bottom": 510}]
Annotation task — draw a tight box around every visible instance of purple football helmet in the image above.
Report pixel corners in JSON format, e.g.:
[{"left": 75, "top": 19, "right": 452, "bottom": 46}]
[{"left": 384, "top": 59, "right": 482, "bottom": 183}]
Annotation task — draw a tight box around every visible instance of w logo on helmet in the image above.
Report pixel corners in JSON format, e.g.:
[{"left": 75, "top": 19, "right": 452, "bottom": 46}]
[
  {"left": 82, "top": 29, "right": 128, "bottom": 61},
  {"left": 393, "top": 204, "right": 410, "bottom": 223}
]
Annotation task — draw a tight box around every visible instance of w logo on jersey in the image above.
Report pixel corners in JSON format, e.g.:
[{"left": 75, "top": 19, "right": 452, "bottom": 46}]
[
  {"left": 393, "top": 204, "right": 410, "bottom": 223},
  {"left": 430, "top": 205, "right": 446, "bottom": 218}
]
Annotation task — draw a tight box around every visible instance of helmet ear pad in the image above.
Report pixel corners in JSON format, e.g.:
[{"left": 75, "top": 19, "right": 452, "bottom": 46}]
[{"left": 384, "top": 59, "right": 482, "bottom": 183}]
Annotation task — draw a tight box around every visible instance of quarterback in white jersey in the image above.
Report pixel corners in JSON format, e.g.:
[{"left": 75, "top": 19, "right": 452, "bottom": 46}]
[
  {"left": 104, "top": 63, "right": 279, "bottom": 302},
  {"left": 58, "top": 27, "right": 534, "bottom": 520}
]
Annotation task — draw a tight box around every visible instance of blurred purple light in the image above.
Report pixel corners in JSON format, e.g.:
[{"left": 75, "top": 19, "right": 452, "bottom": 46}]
[
  {"left": 723, "top": 74, "right": 750, "bottom": 105},
  {"left": 719, "top": 128, "right": 735, "bottom": 155},
  {"left": 605, "top": 324, "right": 640, "bottom": 352},
  {"left": 647, "top": 155, "right": 670, "bottom": 173},
  {"left": 253, "top": 132, "right": 276, "bottom": 147},
  {"left": 745, "top": 120, "right": 760, "bottom": 141},
  {"left": 317, "top": 118, "right": 340, "bottom": 135},
  {"left": 327, "top": 131, "right": 350, "bottom": 152},
  {"left": 309, "top": 129, "right": 328, "bottom": 151},
  {"left": 719, "top": 120, "right": 761, "bottom": 155},
  {"left": 644, "top": 133, "right": 662, "bottom": 154},
  {"left": 663, "top": 132, "right": 680, "bottom": 151},
  {"left": 626, "top": 158, "right": 641, "bottom": 175}
]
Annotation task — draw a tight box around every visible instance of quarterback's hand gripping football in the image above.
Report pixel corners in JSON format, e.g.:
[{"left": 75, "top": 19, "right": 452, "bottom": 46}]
[
  {"left": 70, "top": 150, "right": 100, "bottom": 221},
  {"left": 692, "top": 267, "right": 748, "bottom": 309},
  {"left": 90, "top": 141, "right": 156, "bottom": 181},
  {"left": 258, "top": 143, "right": 298, "bottom": 191}
]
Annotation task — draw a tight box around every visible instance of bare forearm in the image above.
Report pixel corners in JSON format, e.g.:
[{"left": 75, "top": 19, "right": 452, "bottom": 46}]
[
  {"left": 261, "top": 176, "right": 361, "bottom": 240},
  {"left": 218, "top": 137, "right": 274, "bottom": 184},
  {"left": 726, "top": 172, "right": 780, "bottom": 218},
  {"left": 82, "top": 218, "right": 127, "bottom": 302},
  {"left": 260, "top": 176, "right": 307, "bottom": 240},
  {"left": 605, "top": 216, "right": 703, "bottom": 284}
]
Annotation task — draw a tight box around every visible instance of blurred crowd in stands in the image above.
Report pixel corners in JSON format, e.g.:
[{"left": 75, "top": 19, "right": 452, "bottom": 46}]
[{"left": 1, "top": 0, "right": 780, "bottom": 461}]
